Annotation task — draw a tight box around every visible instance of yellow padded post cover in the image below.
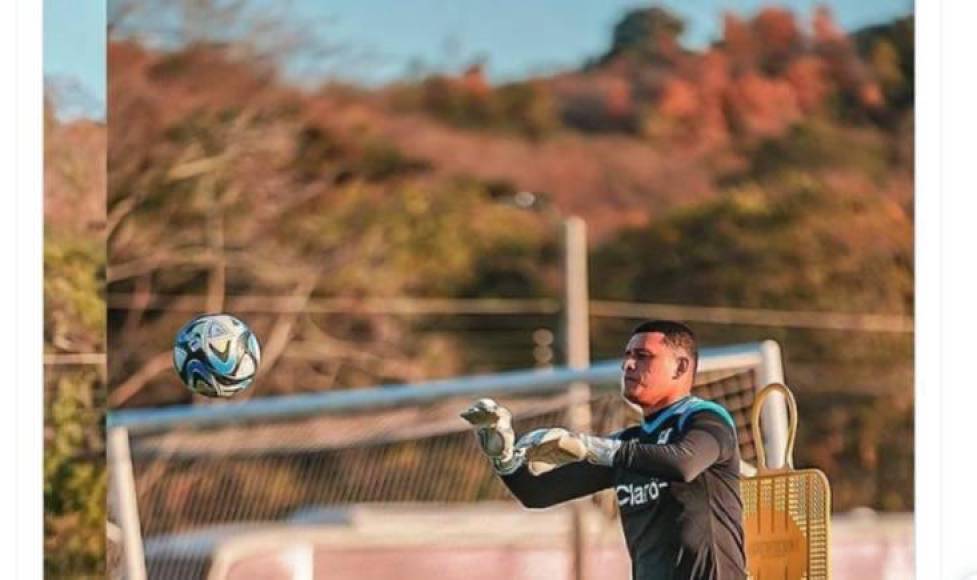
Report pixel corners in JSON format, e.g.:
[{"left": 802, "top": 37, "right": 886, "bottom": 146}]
[{"left": 741, "top": 383, "right": 831, "bottom": 579}]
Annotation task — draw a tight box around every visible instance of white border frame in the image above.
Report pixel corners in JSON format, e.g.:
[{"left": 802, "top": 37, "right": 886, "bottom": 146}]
[
  {"left": 923, "top": 1, "right": 977, "bottom": 578},
  {"left": 917, "top": 0, "right": 977, "bottom": 577},
  {"left": 915, "top": 0, "right": 939, "bottom": 576},
  {"left": 13, "top": 0, "right": 977, "bottom": 575},
  {"left": 6, "top": 0, "right": 44, "bottom": 578}
]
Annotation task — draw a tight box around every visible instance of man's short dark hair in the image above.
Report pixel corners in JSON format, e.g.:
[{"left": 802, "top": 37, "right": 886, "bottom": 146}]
[{"left": 631, "top": 320, "right": 698, "bottom": 372}]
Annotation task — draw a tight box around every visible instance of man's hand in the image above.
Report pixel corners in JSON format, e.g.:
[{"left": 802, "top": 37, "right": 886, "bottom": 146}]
[
  {"left": 517, "top": 428, "right": 586, "bottom": 475},
  {"left": 461, "top": 398, "right": 522, "bottom": 474},
  {"left": 517, "top": 429, "right": 622, "bottom": 475}
]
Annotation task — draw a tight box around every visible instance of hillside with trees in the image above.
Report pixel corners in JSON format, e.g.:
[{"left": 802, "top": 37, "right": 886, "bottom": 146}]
[
  {"left": 104, "top": 6, "right": 913, "bottom": 512},
  {"left": 44, "top": 98, "right": 106, "bottom": 577}
]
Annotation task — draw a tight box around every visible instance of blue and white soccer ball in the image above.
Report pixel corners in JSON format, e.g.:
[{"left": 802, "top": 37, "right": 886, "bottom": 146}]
[{"left": 172, "top": 313, "right": 261, "bottom": 398}]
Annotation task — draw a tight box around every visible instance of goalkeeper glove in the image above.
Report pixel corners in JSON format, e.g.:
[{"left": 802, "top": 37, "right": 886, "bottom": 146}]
[
  {"left": 517, "top": 429, "right": 622, "bottom": 475},
  {"left": 460, "top": 398, "right": 523, "bottom": 474}
]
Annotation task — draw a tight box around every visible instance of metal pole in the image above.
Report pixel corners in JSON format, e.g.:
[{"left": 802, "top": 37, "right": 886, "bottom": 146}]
[
  {"left": 283, "top": 543, "right": 314, "bottom": 580},
  {"left": 108, "top": 427, "right": 147, "bottom": 580},
  {"left": 564, "top": 216, "right": 592, "bottom": 430},
  {"left": 758, "top": 340, "right": 789, "bottom": 468},
  {"left": 563, "top": 216, "right": 591, "bottom": 580}
]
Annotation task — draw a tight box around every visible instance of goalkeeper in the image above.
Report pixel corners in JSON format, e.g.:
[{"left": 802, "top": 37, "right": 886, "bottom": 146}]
[{"left": 462, "top": 320, "right": 746, "bottom": 580}]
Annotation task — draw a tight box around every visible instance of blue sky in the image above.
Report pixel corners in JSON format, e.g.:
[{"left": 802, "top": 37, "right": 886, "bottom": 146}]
[
  {"left": 285, "top": 0, "right": 914, "bottom": 86},
  {"left": 44, "top": 0, "right": 105, "bottom": 120},
  {"left": 45, "top": 0, "right": 911, "bottom": 118}
]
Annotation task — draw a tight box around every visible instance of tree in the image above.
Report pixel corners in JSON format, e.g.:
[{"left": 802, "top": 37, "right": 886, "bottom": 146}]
[
  {"left": 106, "top": 44, "right": 556, "bottom": 404},
  {"left": 590, "top": 176, "right": 914, "bottom": 510},
  {"left": 606, "top": 7, "right": 686, "bottom": 64},
  {"left": 855, "top": 17, "right": 914, "bottom": 111},
  {"left": 44, "top": 109, "right": 107, "bottom": 577}
]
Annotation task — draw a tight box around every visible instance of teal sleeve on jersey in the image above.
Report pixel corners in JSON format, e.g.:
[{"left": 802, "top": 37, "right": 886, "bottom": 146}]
[{"left": 677, "top": 400, "right": 736, "bottom": 433}]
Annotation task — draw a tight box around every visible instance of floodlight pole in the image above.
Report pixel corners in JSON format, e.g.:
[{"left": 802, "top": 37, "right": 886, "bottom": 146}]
[{"left": 563, "top": 216, "right": 591, "bottom": 580}]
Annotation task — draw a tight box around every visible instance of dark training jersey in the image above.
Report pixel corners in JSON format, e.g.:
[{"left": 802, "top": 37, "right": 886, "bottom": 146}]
[{"left": 501, "top": 396, "right": 746, "bottom": 580}]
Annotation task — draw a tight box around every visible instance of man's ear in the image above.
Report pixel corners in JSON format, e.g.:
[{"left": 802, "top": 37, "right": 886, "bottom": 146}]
[{"left": 673, "top": 357, "right": 690, "bottom": 380}]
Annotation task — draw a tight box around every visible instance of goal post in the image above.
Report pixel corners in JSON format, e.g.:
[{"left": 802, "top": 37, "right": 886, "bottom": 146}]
[
  {"left": 107, "top": 340, "right": 787, "bottom": 579},
  {"left": 107, "top": 427, "right": 147, "bottom": 580}
]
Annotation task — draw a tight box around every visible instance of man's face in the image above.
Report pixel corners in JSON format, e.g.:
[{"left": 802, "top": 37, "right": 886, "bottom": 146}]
[{"left": 620, "top": 332, "right": 692, "bottom": 409}]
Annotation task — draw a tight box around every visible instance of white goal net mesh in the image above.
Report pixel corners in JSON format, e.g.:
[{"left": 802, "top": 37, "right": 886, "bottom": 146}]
[{"left": 113, "top": 363, "right": 767, "bottom": 579}]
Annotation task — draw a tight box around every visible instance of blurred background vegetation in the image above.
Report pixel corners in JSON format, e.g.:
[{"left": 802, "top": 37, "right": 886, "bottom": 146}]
[
  {"left": 100, "top": 0, "right": 912, "bottom": 520},
  {"left": 44, "top": 94, "right": 106, "bottom": 577}
]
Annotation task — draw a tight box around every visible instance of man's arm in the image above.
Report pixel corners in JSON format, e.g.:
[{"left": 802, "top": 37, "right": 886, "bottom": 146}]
[
  {"left": 500, "top": 461, "right": 615, "bottom": 508},
  {"left": 460, "top": 399, "right": 615, "bottom": 508},
  {"left": 613, "top": 412, "right": 736, "bottom": 482}
]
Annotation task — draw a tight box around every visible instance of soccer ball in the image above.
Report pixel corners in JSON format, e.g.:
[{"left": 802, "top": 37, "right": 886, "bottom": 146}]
[{"left": 172, "top": 313, "right": 261, "bottom": 398}]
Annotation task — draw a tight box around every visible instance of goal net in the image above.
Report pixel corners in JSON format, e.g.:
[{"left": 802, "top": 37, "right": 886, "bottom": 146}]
[{"left": 108, "top": 341, "right": 786, "bottom": 579}]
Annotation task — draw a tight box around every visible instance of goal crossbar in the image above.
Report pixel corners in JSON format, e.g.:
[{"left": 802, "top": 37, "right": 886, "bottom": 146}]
[{"left": 108, "top": 341, "right": 781, "bottom": 435}]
